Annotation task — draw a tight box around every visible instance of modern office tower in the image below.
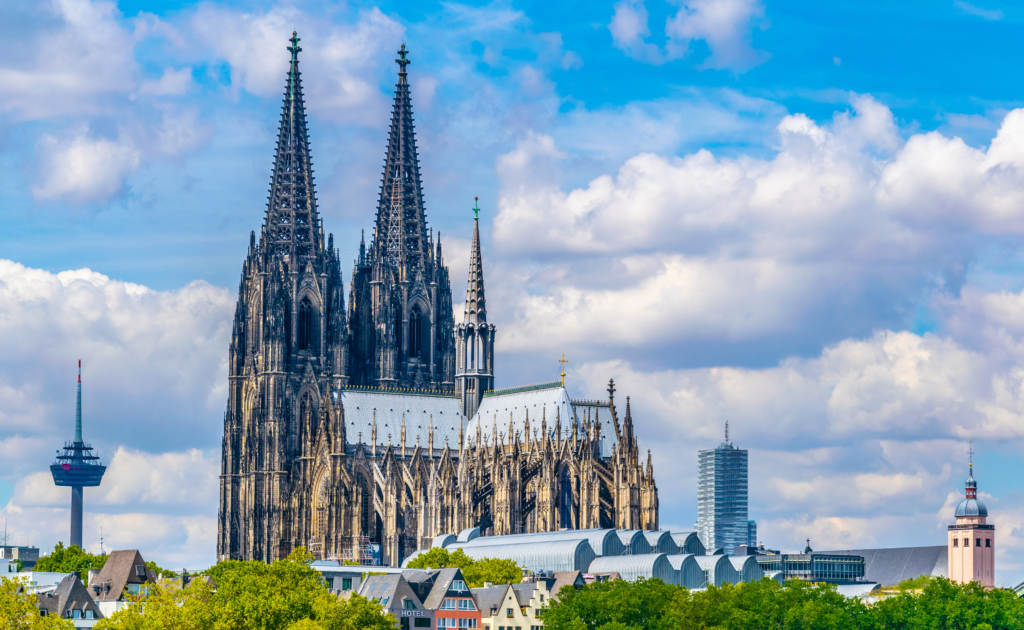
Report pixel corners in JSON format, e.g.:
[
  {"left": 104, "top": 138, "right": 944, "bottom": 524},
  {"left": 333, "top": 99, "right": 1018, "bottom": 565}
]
[
  {"left": 697, "top": 422, "right": 748, "bottom": 554},
  {"left": 948, "top": 446, "right": 995, "bottom": 587},
  {"left": 50, "top": 361, "right": 106, "bottom": 549},
  {"left": 747, "top": 520, "right": 757, "bottom": 547}
]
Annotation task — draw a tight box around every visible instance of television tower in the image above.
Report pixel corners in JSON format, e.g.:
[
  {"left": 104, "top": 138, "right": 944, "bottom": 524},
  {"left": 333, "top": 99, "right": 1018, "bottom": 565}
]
[{"left": 50, "top": 361, "right": 106, "bottom": 549}]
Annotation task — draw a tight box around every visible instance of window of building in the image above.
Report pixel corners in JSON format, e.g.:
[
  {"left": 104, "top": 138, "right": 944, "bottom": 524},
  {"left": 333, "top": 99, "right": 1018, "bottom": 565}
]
[
  {"left": 39, "top": 610, "right": 47, "bottom": 617},
  {"left": 135, "top": 565, "right": 146, "bottom": 577},
  {"left": 404, "top": 599, "right": 417, "bottom": 610},
  {"left": 441, "top": 598, "right": 457, "bottom": 610},
  {"left": 437, "top": 620, "right": 456, "bottom": 629},
  {"left": 964, "top": 538, "right": 970, "bottom": 547},
  {"left": 459, "top": 599, "right": 477, "bottom": 611},
  {"left": 457, "top": 620, "right": 477, "bottom": 629},
  {"left": 324, "top": 578, "right": 334, "bottom": 590},
  {"left": 976, "top": 538, "right": 982, "bottom": 547},
  {"left": 953, "top": 538, "right": 958, "bottom": 547},
  {"left": 414, "top": 620, "right": 431, "bottom": 628},
  {"left": 298, "top": 297, "right": 314, "bottom": 351},
  {"left": 73, "top": 610, "right": 81, "bottom": 619},
  {"left": 507, "top": 608, "right": 514, "bottom": 618},
  {"left": 342, "top": 578, "right": 352, "bottom": 590},
  {"left": 986, "top": 539, "right": 991, "bottom": 548},
  {"left": 86, "top": 610, "right": 94, "bottom": 619},
  {"left": 381, "top": 598, "right": 389, "bottom": 606},
  {"left": 451, "top": 580, "right": 466, "bottom": 592}
]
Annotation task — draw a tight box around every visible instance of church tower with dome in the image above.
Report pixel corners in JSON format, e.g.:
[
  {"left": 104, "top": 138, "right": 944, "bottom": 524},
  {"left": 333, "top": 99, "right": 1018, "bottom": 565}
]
[{"left": 947, "top": 447, "right": 995, "bottom": 587}]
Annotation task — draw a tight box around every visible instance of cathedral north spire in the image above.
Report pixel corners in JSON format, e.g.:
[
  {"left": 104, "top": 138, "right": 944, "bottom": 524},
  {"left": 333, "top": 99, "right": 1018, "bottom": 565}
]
[
  {"left": 373, "top": 43, "right": 428, "bottom": 271},
  {"left": 262, "top": 31, "right": 322, "bottom": 258}
]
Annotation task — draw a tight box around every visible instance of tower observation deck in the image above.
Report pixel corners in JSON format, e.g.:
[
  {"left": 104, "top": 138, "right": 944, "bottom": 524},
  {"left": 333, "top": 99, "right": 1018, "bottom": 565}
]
[{"left": 50, "top": 361, "right": 106, "bottom": 549}]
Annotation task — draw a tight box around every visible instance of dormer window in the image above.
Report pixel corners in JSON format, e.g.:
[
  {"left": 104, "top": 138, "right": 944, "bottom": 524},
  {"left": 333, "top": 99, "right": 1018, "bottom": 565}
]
[
  {"left": 135, "top": 565, "right": 146, "bottom": 577},
  {"left": 403, "top": 599, "right": 416, "bottom": 609}
]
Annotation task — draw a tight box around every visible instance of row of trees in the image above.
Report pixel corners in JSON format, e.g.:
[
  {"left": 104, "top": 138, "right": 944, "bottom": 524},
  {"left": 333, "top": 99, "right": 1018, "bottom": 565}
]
[
  {"left": 404, "top": 547, "right": 522, "bottom": 587},
  {"left": 544, "top": 576, "right": 1024, "bottom": 630},
  {"left": 33, "top": 543, "right": 174, "bottom": 579}
]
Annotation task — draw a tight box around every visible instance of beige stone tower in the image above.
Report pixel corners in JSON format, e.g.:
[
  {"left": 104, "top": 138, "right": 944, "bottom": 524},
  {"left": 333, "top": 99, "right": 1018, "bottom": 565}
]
[{"left": 947, "top": 451, "right": 995, "bottom": 587}]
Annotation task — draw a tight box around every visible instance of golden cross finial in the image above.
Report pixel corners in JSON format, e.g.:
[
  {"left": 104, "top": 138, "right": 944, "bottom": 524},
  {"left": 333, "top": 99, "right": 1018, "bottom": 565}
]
[{"left": 559, "top": 354, "right": 568, "bottom": 387}]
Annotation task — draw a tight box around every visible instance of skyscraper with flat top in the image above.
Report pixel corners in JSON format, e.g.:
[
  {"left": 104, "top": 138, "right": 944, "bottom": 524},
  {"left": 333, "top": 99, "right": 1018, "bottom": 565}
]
[{"left": 697, "top": 423, "right": 748, "bottom": 554}]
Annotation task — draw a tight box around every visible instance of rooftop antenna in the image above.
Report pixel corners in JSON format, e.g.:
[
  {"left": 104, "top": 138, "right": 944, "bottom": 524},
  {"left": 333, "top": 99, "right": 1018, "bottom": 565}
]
[
  {"left": 99, "top": 527, "right": 105, "bottom": 556},
  {"left": 725, "top": 420, "right": 730, "bottom": 445}
]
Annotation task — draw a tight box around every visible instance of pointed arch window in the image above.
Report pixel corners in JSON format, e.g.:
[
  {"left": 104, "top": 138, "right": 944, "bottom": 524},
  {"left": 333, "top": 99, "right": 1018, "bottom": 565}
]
[
  {"left": 410, "top": 306, "right": 424, "bottom": 359},
  {"left": 298, "top": 297, "right": 315, "bottom": 351}
]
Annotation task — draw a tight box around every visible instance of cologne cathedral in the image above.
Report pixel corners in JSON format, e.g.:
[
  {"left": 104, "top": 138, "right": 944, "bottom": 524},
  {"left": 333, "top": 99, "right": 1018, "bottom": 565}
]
[{"left": 217, "top": 35, "right": 659, "bottom": 566}]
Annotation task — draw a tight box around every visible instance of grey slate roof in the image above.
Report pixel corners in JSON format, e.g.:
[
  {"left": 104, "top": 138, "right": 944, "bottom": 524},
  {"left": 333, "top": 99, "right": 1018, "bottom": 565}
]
[
  {"left": 471, "top": 584, "right": 511, "bottom": 615},
  {"left": 820, "top": 546, "right": 948, "bottom": 586},
  {"left": 35, "top": 574, "right": 103, "bottom": 620},
  {"left": 88, "top": 550, "right": 156, "bottom": 601},
  {"left": 339, "top": 390, "right": 463, "bottom": 453},
  {"left": 548, "top": 570, "right": 585, "bottom": 600},
  {"left": 403, "top": 567, "right": 465, "bottom": 610},
  {"left": 359, "top": 573, "right": 425, "bottom": 611},
  {"left": 473, "top": 385, "right": 616, "bottom": 457}
]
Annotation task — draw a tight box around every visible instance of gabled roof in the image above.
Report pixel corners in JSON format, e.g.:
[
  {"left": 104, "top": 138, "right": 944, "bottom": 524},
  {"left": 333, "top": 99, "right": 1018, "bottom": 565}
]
[
  {"left": 359, "top": 573, "right": 424, "bottom": 610},
  {"left": 35, "top": 573, "right": 103, "bottom": 619},
  {"left": 402, "top": 567, "right": 466, "bottom": 610},
  {"left": 549, "top": 570, "right": 585, "bottom": 600},
  {"left": 88, "top": 550, "right": 155, "bottom": 601},
  {"left": 471, "top": 584, "right": 510, "bottom": 615}
]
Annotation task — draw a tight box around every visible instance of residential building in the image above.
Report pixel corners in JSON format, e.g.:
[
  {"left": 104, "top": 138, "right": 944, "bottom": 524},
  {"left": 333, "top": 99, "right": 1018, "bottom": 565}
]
[
  {"left": 217, "top": 36, "right": 660, "bottom": 567},
  {"left": 403, "top": 568, "right": 481, "bottom": 629},
  {"left": 0, "top": 545, "right": 40, "bottom": 569},
  {"left": 32, "top": 573, "right": 103, "bottom": 628},
  {"left": 697, "top": 424, "right": 748, "bottom": 554},
  {"left": 309, "top": 561, "right": 364, "bottom": 594},
  {"left": 86, "top": 549, "right": 157, "bottom": 617},
  {"left": 359, "top": 573, "right": 433, "bottom": 629},
  {"left": 473, "top": 571, "right": 582, "bottom": 630},
  {"left": 948, "top": 454, "right": 995, "bottom": 587}
]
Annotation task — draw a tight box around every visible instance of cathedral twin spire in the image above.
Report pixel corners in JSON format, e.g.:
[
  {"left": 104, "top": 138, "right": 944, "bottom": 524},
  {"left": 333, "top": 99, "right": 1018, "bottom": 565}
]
[
  {"left": 262, "top": 32, "right": 322, "bottom": 259},
  {"left": 373, "top": 43, "right": 430, "bottom": 275}
]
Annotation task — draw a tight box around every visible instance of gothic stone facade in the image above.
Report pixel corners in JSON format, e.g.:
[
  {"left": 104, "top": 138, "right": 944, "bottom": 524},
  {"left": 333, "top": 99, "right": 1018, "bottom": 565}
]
[{"left": 217, "top": 37, "right": 659, "bottom": 566}]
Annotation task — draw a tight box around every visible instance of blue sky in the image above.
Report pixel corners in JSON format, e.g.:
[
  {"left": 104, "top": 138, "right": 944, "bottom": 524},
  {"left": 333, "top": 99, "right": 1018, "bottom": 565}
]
[{"left": 2, "top": 0, "right": 1024, "bottom": 585}]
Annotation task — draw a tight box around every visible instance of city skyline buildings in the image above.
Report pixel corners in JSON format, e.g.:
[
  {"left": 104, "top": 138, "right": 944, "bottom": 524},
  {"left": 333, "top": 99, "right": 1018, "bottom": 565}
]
[
  {"left": 2, "top": 1, "right": 1024, "bottom": 583},
  {"left": 697, "top": 422, "right": 749, "bottom": 555}
]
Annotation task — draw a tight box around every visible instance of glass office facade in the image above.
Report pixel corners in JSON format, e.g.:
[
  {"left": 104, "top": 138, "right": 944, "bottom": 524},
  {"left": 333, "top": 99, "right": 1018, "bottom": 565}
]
[
  {"left": 754, "top": 553, "right": 866, "bottom": 583},
  {"left": 697, "top": 441, "right": 748, "bottom": 554}
]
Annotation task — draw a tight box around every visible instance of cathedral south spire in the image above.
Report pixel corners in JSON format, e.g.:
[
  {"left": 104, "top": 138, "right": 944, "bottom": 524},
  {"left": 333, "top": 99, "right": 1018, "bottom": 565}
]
[
  {"left": 262, "top": 32, "right": 322, "bottom": 259},
  {"left": 373, "top": 43, "right": 429, "bottom": 271},
  {"left": 456, "top": 198, "right": 496, "bottom": 418},
  {"left": 349, "top": 44, "right": 456, "bottom": 391}
]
